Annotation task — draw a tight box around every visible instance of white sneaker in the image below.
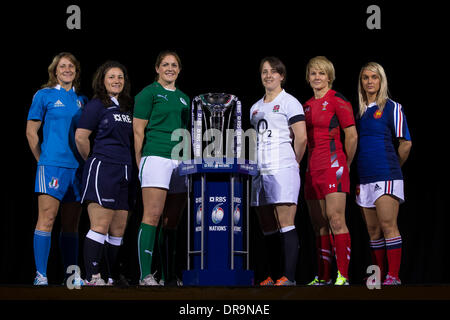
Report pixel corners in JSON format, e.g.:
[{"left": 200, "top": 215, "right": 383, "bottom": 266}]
[
  {"left": 33, "top": 271, "right": 48, "bottom": 286},
  {"left": 107, "top": 278, "right": 114, "bottom": 286},
  {"left": 85, "top": 273, "right": 106, "bottom": 286},
  {"left": 139, "top": 273, "right": 161, "bottom": 286}
]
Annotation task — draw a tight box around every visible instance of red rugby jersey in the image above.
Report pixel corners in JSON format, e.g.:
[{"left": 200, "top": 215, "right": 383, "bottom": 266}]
[{"left": 304, "top": 89, "right": 355, "bottom": 171}]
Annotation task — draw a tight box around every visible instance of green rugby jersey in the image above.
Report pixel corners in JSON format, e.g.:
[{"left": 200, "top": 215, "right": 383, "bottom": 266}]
[{"left": 134, "top": 81, "right": 190, "bottom": 159}]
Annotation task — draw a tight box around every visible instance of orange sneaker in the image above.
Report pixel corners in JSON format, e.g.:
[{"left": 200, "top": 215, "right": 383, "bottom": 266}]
[
  {"left": 259, "top": 276, "right": 275, "bottom": 286},
  {"left": 274, "top": 276, "right": 296, "bottom": 286}
]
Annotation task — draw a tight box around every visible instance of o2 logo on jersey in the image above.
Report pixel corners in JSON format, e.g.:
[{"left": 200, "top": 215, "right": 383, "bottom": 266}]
[
  {"left": 256, "top": 119, "right": 268, "bottom": 134},
  {"left": 373, "top": 109, "right": 383, "bottom": 119},
  {"left": 211, "top": 204, "right": 224, "bottom": 224}
]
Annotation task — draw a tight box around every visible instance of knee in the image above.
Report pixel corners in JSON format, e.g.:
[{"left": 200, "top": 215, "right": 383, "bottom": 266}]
[
  {"left": 37, "top": 209, "right": 57, "bottom": 232},
  {"left": 366, "top": 224, "right": 383, "bottom": 240},
  {"left": 328, "top": 213, "right": 347, "bottom": 234},
  {"left": 109, "top": 222, "right": 128, "bottom": 237},
  {"left": 143, "top": 207, "right": 162, "bottom": 226},
  {"left": 379, "top": 219, "right": 398, "bottom": 237},
  {"left": 91, "top": 224, "right": 109, "bottom": 235}
]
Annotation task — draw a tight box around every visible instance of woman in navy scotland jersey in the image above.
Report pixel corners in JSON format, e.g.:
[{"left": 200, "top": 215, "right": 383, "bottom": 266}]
[{"left": 75, "top": 61, "right": 134, "bottom": 285}]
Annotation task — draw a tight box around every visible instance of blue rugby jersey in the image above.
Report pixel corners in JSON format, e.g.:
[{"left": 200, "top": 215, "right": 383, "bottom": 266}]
[
  {"left": 356, "top": 99, "right": 411, "bottom": 184},
  {"left": 27, "top": 85, "right": 87, "bottom": 168},
  {"left": 77, "top": 97, "right": 133, "bottom": 165}
]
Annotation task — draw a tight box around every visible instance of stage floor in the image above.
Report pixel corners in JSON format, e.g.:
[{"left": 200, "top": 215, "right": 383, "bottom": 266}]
[{"left": 1, "top": 285, "right": 449, "bottom": 301}]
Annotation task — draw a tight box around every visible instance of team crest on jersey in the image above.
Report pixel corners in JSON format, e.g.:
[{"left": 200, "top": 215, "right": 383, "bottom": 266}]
[
  {"left": 252, "top": 109, "right": 259, "bottom": 117},
  {"left": 77, "top": 99, "right": 83, "bottom": 108},
  {"left": 272, "top": 105, "right": 280, "bottom": 112},
  {"left": 49, "top": 177, "right": 59, "bottom": 189},
  {"left": 180, "top": 97, "right": 187, "bottom": 105},
  {"left": 322, "top": 101, "right": 328, "bottom": 111},
  {"left": 373, "top": 109, "right": 383, "bottom": 119}
]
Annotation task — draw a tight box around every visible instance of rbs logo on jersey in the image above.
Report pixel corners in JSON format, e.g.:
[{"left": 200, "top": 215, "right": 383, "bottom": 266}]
[{"left": 113, "top": 114, "right": 132, "bottom": 123}]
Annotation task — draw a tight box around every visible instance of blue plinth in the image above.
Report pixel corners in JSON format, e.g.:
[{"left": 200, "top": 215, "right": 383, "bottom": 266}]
[
  {"left": 181, "top": 158, "right": 255, "bottom": 286},
  {"left": 183, "top": 269, "right": 254, "bottom": 286}
]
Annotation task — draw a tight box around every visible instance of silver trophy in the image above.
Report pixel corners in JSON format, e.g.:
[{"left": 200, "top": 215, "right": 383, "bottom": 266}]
[{"left": 191, "top": 93, "right": 242, "bottom": 162}]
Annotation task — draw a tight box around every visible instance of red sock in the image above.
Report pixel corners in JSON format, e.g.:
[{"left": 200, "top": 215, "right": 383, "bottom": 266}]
[
  {"left": 385, "top": 236, "right": 402, "bottom": 278},
  {"left": 369, "top": 238, "right": 386, "bottom": 280},
  {"left": 333, "top": 233, "right": 351, "bottom": 279},
  {"left": 317, "top": 235, "right": 332, "bottom": 281}
]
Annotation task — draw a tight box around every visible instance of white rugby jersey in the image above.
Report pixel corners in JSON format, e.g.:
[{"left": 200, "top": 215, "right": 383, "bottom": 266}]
[{"left": 250, "top": 89, "right": 305, "bottom": 171}]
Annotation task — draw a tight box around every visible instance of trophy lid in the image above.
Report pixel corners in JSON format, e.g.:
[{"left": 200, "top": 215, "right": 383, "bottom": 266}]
[
  {"left": 197, "top": 93, "right": 237, "bottom": 114},
  {"left": 198, "top": 93, "right": 235, "bottom": 106}
]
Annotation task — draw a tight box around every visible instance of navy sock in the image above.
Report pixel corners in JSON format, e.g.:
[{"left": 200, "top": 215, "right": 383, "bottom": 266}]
[
  {"left": 59, "top": 232, "right": 79, "bottom": 274},
  {"left": 280, "top": 227, "right": 299, "bottom": 282},
  {"left": 83, "top": 230, "right": 106, "bottom": 280}
]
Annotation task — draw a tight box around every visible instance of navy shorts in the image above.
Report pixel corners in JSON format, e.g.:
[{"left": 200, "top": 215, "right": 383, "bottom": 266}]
[{"left": 81, "top": 157, "right": 131, "bottom": 210}]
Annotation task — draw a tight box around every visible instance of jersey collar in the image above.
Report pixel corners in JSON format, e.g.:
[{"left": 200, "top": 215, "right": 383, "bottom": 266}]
[
  {"left": 54, "top": 84, "right": 76, "bottom": 92},
  {"left": 110, "top": 96, "right": 119, "bottom": 106}
]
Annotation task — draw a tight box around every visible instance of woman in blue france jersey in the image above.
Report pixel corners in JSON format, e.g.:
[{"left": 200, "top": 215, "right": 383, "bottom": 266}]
[
  {"left": 26, "top": 52, "right": 87, "bottom": 285},
  {"left": 355, "top": 62, "right": 412, "bottom": 285},
  {"left": 75, "top": 61, "right": 134, "bottom": 285}
]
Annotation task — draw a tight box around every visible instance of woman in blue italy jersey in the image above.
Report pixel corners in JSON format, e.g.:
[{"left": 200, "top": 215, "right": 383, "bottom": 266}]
[
  {"left": 355, "top": 62, "right": 412, "bottom": 285},
  {"left": 26, "top": 52, "right": 87, "bottom": 285},
  {"left": 75, "top": 61, "right": 134, "bottom": 286}
]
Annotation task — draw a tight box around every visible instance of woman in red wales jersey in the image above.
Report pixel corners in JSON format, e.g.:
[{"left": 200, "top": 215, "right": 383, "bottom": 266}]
[{"left": 303, "top": 56, "right": 358, "bottom": 285}]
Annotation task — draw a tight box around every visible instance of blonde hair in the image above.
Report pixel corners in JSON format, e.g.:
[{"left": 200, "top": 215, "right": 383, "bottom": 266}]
[
  {"left": 42, "top": 52, "right": 81, "bottom": 89},
  {"left": 305, "top": 56, "right": 335, "bottom": 89},
  {"left": 358, "top": 62, "right": 389, "bottom": 117}
]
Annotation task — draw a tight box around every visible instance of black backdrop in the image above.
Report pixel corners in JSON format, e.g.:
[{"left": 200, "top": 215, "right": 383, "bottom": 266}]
[{"left": 1, "top": 1, "right": 448, "bottom": 286}]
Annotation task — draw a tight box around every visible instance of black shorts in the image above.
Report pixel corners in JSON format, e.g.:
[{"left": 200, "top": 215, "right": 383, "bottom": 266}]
[{"left": 81, "top": 157, "right": 132, "bottom": 210}]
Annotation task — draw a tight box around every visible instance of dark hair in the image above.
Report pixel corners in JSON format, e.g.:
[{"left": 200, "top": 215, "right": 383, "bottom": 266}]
[
  {"left": 259, "top": 56, "right": 287, "bottom": 87},
  {"left": 92, "top": 60, "right": 132, "bottom": 113}
]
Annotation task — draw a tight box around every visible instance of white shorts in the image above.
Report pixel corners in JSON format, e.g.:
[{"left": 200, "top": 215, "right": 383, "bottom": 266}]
[
  {"left": 139, "top": 156, "right": 187, "bottom": 194},
  {"left": 356, "top": 180, "right": 404, "bottom": 208},
  {"left": 251, "top": 167, "right": 300, "bottom": 206}
]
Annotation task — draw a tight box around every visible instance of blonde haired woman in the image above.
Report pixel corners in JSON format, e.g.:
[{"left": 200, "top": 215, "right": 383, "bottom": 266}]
[
  {"left": 26, "top": 52, "right": 87, "bottom": 285},
  {"left": 356, "top": 62, "right": 412, "bottom": 285},
  {"left": 303, "top": 56, "right": 358, "bottom": 285}
]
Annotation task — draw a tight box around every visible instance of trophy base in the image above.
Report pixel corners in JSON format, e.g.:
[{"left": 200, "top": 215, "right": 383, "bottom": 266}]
[{"left": 183, "top": 269, "right": 254, "bottom": 286}]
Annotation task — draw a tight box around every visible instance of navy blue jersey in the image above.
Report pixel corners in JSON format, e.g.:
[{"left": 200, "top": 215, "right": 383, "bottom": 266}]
[
  {"left": 356, "top": 99, "right": 411, "bottom": 184},
  {"left": 78, "top": 98, "right": 133, "bottom": 165}
]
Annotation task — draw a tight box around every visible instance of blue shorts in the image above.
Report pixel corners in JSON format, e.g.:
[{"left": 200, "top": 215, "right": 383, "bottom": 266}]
[
  {"left": 35, "top": 165, "right": 82, "bottom": 202},
  {"left": 81, "top": 157, "right": 131, "bottom": 211}
]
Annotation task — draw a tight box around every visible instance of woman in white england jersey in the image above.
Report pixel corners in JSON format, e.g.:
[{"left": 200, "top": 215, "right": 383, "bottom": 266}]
[{"left": 250, "top": 57, "right": 307, "bottom": 286}]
